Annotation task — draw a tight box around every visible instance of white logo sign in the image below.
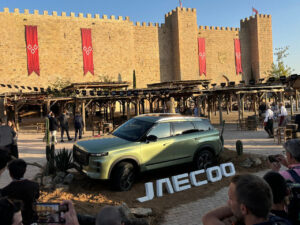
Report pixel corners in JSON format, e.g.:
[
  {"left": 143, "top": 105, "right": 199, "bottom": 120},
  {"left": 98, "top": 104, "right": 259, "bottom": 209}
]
[
  {"left": 137, "top": 162, "right": 236, "bottom": 202},
  {"left": 83, "top": 46, "right": 93, "bottom": 55},
  {"left": 235, "top": 52, "right": 241, "bottom": 60},
  {"left": 27, "top": 44, "right": 38, "bottom": 54}
]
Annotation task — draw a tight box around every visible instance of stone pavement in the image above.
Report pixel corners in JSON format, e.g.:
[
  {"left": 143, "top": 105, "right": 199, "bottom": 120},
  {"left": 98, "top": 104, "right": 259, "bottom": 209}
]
[{"left": 0, "top": 130, "right": 94, "bottom": 188}]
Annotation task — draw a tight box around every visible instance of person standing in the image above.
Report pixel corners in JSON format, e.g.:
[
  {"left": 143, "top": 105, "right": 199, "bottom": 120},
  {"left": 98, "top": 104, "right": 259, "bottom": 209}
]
[
  {"left": 7, "top": 120, "right": 18, "bottom": 159},
  {"left": 48, "top": 112, "right": 58, "bottom": 144},
  {"left": 264, "top": 104, "right": 274, "bottom": 138},
  {"left": 74, "top": 112, "right": 84, "bottom": 141},
  {"left": 59, "top": 110, "right": 72, "bottom": 142},
  {"left": 279, "top": 102, "right": 288, "bottom": 127},
  {"left": 0, "top": 118, "right": 16, "bottom": 158}
]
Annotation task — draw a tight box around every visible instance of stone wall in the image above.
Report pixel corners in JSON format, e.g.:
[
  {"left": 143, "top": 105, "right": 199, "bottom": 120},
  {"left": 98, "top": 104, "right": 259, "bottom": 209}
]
[{"left": 0, "top": 7, "right": 273, "bottom": 90}]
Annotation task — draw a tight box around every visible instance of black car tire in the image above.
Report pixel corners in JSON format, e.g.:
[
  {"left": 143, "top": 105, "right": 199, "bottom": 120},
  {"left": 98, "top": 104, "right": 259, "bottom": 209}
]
[
  {"left": 194, "top": 150, "right": 214, "bottom": 170},
  {"left": 111, "top": 162, "right": 136, "bottom": 191}
]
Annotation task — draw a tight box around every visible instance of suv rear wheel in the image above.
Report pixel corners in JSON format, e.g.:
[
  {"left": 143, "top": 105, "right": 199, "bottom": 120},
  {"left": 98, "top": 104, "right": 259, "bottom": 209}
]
[
  {"left": 111, "top": 162, "right": 136, "bottom": 191},
  {"left": 195, "top": 150, "right": 214, "bottom": 170}
]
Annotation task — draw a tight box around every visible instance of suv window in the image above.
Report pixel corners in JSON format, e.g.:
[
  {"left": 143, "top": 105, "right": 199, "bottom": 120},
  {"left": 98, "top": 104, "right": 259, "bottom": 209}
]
[
  {"left": 172, "top": 121, "right": 195, "bottom": 136},
  {"left": 147, "top": 123, "right": 171, "bottom": 139},
  {"left": 193, "top": 120, "right": 213, "bottom": 131}
]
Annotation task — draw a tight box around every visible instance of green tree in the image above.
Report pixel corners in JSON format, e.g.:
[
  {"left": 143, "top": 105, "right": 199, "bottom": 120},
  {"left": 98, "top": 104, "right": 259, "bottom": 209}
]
[
  {"left": 269, "top": 46, "right": 293, "bottom": 78},
  {"left": 133, "top": 70, "right": 136, "bottom": 89}
]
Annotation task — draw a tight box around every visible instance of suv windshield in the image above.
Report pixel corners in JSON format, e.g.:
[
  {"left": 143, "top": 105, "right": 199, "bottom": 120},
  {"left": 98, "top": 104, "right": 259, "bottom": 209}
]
[{"left": 113, "top": 118, "right": 154, "bottom": 141}]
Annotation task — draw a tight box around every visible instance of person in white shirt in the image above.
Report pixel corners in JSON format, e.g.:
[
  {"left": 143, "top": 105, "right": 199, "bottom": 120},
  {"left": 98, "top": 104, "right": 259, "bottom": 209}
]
[
  {"left": 264, "top": 104, "right": 274, "bottom": 138},
  {"left": 278, "top": 102, "right": 288, "bottom": 127}
]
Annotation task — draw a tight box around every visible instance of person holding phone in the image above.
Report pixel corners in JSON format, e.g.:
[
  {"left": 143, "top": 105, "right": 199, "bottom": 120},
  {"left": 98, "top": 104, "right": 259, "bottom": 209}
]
[
  {"left": 1, "top": 159, "right": 39, "bottom": 225},
  {"left": 269, "top": 139, "right": 300, "bottom": 182}
]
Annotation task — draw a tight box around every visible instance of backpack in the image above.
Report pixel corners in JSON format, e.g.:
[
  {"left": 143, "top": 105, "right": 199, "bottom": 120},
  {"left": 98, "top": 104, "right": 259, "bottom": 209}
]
[{"left": 286, "top": 169, "right": 300, "bottom": 225}]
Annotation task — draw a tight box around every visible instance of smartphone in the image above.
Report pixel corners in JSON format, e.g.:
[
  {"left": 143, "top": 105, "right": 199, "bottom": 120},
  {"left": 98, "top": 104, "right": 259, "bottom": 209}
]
[
  {"left": 35, "top": 203, "right": 68, "bottom": 223},
  {"left": 268, "top": 155, "right": 279, "bottom": 163}
]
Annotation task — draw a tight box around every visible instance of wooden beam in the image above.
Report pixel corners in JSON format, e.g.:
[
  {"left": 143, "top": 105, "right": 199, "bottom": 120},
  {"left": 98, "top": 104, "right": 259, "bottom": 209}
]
[
  {"left": 296, "top": 90, "right": 299, "bottom": 111},
  {"left": 84, "top": 99, "right": 93, "bottom": 109},
  {"left": 50, "top": 100, "right": 57, "bottom": 108},
  {"left": 82, "top": 101, "right": 86, "bottom": 133},
  {"left": 218, "top": 96, "right": 223, "bottom": 126}
]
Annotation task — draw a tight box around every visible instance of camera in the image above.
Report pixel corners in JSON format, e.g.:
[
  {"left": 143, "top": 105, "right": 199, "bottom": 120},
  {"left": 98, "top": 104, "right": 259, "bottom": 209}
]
[
  {"left": 268, "top": 155, "right": 279, "bottom": 163},
  {"left": 34, "top": 203, "right": 69, "bottom": 223}
]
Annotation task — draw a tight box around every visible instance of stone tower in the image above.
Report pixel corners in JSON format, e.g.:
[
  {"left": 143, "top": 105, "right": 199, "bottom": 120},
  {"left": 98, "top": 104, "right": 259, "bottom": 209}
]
[
  {"left": 164, "top": 7, "right": 199, "bottom": 81},
  {"left": 240, "top": 14, "right": 273, "bottom": 83}
]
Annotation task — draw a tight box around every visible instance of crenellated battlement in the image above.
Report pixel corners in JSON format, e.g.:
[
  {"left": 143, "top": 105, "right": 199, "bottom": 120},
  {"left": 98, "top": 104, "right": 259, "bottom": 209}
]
[
  {"left": 199, "top": 25, "right": 239, "bottom": 31},
  {"left": 135, "top": 21, "right": 160, "bottom": 28},
  {"left": 240, "top": 14, "right": 271, "bottom": 24},
  {"left": 1, "top": 7, "right": 131, "bottom": 22}
]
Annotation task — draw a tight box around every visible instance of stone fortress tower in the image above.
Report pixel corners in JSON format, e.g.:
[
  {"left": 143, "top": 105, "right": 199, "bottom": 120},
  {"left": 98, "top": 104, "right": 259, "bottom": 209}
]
[{"left": 0, "top": 7, "right": 273, "bottom": 89}]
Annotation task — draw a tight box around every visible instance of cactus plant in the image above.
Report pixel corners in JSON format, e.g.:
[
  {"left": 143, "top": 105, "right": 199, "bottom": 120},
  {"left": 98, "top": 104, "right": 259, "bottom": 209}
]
[{"left": 236, "top": 140, "right": 243, "bottom": 156}]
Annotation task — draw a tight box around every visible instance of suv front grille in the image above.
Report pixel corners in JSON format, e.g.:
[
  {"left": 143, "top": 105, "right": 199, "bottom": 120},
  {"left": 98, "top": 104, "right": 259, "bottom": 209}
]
[{"left": 73, "top": 145, "right": 89, "bottom": 166}]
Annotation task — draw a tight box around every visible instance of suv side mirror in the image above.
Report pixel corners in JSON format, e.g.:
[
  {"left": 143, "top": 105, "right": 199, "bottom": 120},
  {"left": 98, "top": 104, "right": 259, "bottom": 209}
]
[{"left": 146, "top": 135, "right": 158, "bottom": 142}]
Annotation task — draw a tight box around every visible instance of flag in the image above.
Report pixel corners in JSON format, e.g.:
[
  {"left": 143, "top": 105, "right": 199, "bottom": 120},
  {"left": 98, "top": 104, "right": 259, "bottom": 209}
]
[
  {"left": 198, "top": 38, "right": 206, "bottom": 76},
  {"left": 25, "top": 26, "right": 40, "bottom": 76},
  {"left": 81, "top": 28, "right": 94, "bottom": 75},
  {"left": 179, "top": 0, "right": 183, "bottom": 8},
  {"left": 234, "top": 39, "right": 243, "bottom": 75},
  {"left": 252, "top": 7, "right": 258, "bottom": 15}
]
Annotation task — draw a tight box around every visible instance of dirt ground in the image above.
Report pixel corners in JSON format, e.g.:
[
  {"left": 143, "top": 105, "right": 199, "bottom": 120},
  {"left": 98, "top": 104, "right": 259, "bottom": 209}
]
[{"left": 39, "top": 149, "right": 269, "bottom": 224}]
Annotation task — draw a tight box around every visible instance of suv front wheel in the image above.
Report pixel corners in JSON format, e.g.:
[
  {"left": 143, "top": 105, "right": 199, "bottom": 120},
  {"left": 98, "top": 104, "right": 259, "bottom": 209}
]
[
  {"left": 194, "top": 150, "right": 214, "bottom": 170},
  {"left": 111, "top": 162, "right": 136, "bottom": 191}
]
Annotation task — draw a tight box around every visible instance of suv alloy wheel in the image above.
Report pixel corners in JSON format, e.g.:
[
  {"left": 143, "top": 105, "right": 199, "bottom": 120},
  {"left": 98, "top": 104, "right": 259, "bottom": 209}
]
[
  {"left": 112, "top": 162, "right": 136, "bottom": 191},
  {"left": 195, "top": 150, "right": 214, "bottom": 170}
]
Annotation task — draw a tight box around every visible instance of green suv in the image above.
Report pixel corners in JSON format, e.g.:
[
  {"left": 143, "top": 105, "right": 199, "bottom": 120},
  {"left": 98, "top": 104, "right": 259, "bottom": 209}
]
[{"left": 73, "top": 114, "right": 223, "bottom": 191}]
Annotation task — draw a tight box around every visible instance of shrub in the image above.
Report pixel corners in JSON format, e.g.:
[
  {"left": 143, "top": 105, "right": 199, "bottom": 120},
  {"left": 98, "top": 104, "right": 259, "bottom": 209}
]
[{"left": 54, "top": 148, "right": 73, "bottom": 172}]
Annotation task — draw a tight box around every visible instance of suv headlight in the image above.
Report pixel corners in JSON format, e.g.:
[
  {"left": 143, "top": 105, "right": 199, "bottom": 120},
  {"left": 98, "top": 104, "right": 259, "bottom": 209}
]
[{"left": 90, "top": 152, "right": 109, "bottom": 157}]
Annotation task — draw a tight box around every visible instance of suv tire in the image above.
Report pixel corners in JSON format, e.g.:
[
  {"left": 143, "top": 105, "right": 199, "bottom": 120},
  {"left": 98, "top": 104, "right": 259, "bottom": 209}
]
[
  {"left": 195, "top": 150, "right": 214, "bottom": 170},
  {"left": 111, "top": 162, "right": 136, "bottom": 191}
]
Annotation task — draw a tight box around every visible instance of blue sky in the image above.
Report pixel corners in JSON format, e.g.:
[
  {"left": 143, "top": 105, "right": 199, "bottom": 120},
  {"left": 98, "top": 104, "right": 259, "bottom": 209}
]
[{"left": 1, "top": 0, "right": 299, "bottom": 73}]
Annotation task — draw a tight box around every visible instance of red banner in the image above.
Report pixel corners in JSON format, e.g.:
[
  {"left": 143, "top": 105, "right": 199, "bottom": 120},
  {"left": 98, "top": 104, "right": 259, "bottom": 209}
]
[
  {"left": 234, "top": 39, "right": 243, "bottom": 75},
  {"left": 81, "top": 28, "right": 94, "bottom": 75},
  {"left": 198, "top": 38, "right": 206, "bottom": 76},
  {"left": 25, "top": 26, "right": 40, "bottom": 76}
]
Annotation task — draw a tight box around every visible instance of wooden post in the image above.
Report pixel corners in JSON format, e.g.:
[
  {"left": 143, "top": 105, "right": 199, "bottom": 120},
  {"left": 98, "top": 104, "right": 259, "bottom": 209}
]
[
  {"left": 46, "top": 100, "right": 50, "bottom": 113},
  {"left": 141, "top": 99, "right": 145, "bottom": 114},
  {"left": 136, "top": 99, "right": 140, "bottom": 116},
  {"left": 122, "top": 101, "right": 126, "bottom": 117},
  {"left": 81, "top": 101, "right": 86, "bottom": 133},
  {"left": 290, "top": 96, "right": 294, "bottom": 116},
  {"left": 254, "top": 96, "right": 257, "bottom": 116},
  {"left": 218, "top": 96, "right": 223, "bottom": 126},
  {"left": 208, "top": 99, "right": 212, "bottom": 121},
  {"left": 40, "top": 105, "right": 43, "bottom": 118},
  {"left": 241, "top": 95, "right": 244, "bottom": 120},
  {"left": 229, "top": 94, "right": 232, "bottom": 112},
  {"left": 150, "top": 99, "right": 153, "bottom": 113},
  {"left": 296, "top": 90, "right": 299, "bottom": 111},
  {"left": 237, "top": 94, "right": 241, "bottom": 126},
  {"left": 14, "top": 103, "right": 19, "bottom": 130},
  {"left": 127, "top": 102, "right": 130, "bottom": 119}
]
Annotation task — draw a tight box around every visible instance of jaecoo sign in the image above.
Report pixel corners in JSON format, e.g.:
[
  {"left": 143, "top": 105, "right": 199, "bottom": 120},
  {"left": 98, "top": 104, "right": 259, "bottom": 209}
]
[{"left": 137, "top": 162, "right": 236, "bottom": 202}]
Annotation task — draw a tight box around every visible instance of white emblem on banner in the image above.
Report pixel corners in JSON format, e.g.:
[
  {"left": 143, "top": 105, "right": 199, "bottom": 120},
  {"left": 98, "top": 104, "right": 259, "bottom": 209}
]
[
  {"left": 27, "top": 44, "right": 38, "bottom": 54},
  {"left": 199, "top": 52, "right": 206, "bottom": 59},
  {"left": 236, "top": 52, "right": 241, "bottom": 60},
  {"left": 83, "top": 46, "right": 93, "bottom": 55}
]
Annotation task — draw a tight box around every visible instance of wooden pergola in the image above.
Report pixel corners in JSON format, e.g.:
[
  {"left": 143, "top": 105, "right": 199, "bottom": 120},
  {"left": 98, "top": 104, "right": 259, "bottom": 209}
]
[{"left": 1, "top": 77, "right": 299, "bottom": 131}]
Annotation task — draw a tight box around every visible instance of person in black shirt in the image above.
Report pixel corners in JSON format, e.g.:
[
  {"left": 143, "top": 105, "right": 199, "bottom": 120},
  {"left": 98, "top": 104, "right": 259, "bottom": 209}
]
[
  {"left": 49, "top": 112, "right": 58, "bottom": 144},
  {"left": 1, "top": 159, "right": 39, "bottom": 225},
  {"left": 74, "top": 112, "right": 84, "bottom": 141},
  {"left": 263, "top": 171, "right": 290, "bottom": 220},
  {"left": 0, "top": 118, "right": 16, "bottom": 157},
  {"left": 59, "top": 110, "right": 72, "bottom": 142}
]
